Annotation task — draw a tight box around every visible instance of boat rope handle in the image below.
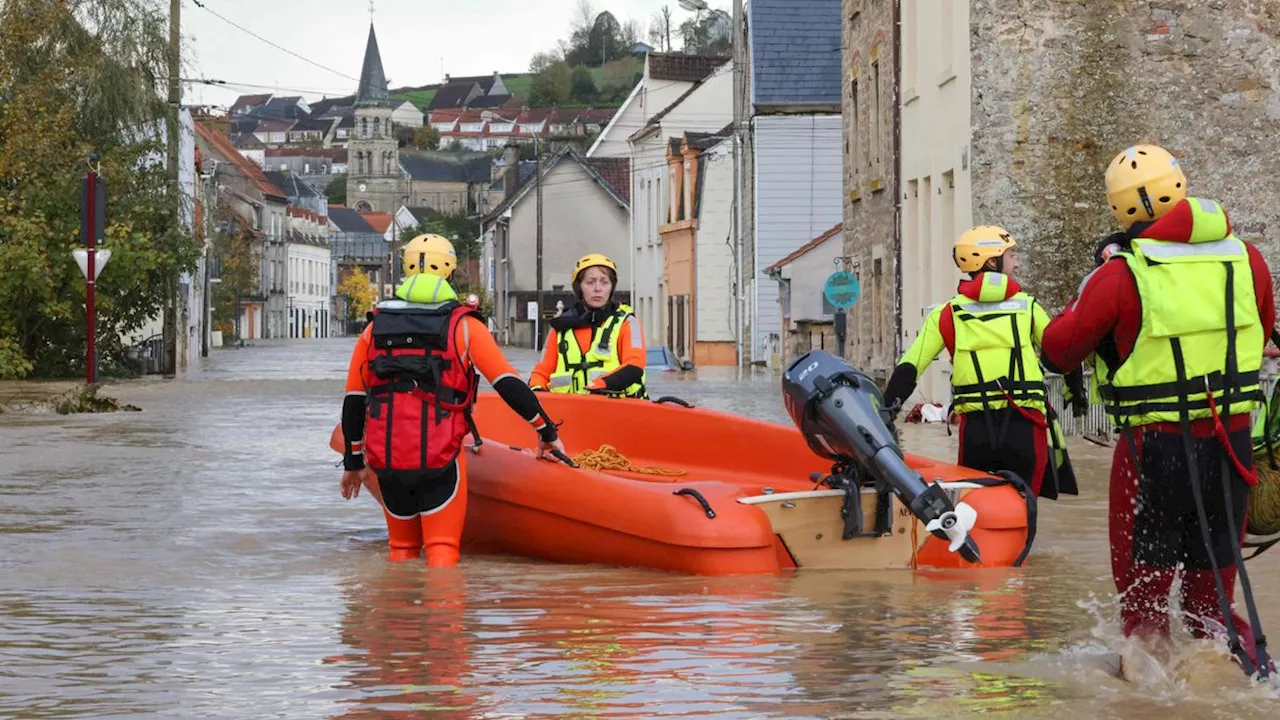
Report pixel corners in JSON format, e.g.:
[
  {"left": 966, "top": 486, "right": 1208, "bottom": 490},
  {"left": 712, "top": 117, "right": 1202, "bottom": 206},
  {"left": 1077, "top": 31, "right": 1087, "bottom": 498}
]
[
  {"left": 654, "top": 396, "right": 695, "bottom": 408},
  {"left": 673, "top": 488, "right": 717, "bottom": 519}
]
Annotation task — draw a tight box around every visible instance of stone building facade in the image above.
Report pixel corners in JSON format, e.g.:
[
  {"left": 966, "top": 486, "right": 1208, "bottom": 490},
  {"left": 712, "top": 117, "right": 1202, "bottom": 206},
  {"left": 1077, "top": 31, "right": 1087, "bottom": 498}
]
[
  {"left": 844, "top": 0, "right": 1280, "bottom": 401},
  {"left": 971, "top": 0, "right": 1280, "bottom": 313},
  {"left": 843, "top": 0, "right": 900, "bottom": 383}
]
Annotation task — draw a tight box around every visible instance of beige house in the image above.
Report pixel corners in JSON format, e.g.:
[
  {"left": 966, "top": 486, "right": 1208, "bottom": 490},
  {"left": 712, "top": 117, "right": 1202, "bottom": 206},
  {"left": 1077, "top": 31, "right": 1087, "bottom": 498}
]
[{"left": 481, "top": 148, "right": 632, "bottom": 348}]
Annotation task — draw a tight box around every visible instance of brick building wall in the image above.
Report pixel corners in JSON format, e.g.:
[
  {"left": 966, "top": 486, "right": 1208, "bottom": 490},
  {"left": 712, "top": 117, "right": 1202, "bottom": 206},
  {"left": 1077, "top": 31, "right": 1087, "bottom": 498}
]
[{"left": 970, "top": 0, "right": 1280, "bottom": 313}]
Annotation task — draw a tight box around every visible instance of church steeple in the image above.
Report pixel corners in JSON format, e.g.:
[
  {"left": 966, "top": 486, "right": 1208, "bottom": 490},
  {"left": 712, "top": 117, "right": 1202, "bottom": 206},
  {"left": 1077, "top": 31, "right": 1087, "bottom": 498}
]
[{"left": 355, "top": 24, "right": 390, "bottom": 108}]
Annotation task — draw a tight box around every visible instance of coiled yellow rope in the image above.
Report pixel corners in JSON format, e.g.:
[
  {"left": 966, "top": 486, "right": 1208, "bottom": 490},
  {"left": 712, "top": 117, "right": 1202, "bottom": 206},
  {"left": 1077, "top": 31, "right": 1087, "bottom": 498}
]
[
  {"left": 571, "top": 444, "right": 688, "bottom": 476},
  {"left": 1250, "top": 456, "right": 1280, "bottom": 536}
]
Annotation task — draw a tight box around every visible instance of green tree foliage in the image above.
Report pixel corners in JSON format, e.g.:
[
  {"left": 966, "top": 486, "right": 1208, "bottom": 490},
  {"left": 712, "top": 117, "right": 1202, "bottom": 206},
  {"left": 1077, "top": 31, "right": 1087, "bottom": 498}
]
[
  {"left": 413, "top": 125, "right": 440, "bottom": 151},
  {"left": 325, "top": 175, "right": 347, "bottom": 205},
  {"left": 0, "top": 0, "right": 200, "bottom": 378},
  {"left": 599, "top": 58, "right": 643, "bottom": 104},
  {"left": 402, "top": 213, "right": 481, "bottom": 264},
  {"left": 570, "top": 65, "right": 598, "bottom": 104},
  {"left": 529, "top": 59, "right": 572, "bottom": 107},
  {"left": 209, "top": 208, "right": 259, "bottom": 338}
]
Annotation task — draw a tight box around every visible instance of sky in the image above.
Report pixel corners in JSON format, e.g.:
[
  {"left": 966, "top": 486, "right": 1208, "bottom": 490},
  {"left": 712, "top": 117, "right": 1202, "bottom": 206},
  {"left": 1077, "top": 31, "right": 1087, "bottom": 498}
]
[{"left": 182, "top": 0, "right": 701, "bottom": 109}]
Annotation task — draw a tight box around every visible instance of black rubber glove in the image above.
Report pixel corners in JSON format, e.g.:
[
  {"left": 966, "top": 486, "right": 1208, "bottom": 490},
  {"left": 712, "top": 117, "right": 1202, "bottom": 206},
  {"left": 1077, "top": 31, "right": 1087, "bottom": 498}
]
[
  {"left": 1063, "top": 370, "right": 1088, "bottom": 418},
  {"left": 1094, "top": 231, "right": 1129, "bottom": 267}
]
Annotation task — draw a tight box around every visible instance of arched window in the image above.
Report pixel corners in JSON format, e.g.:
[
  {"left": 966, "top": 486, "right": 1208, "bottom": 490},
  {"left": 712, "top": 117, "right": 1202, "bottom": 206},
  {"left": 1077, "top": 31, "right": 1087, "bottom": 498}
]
[
  {"left": 355, "top": 200, "right": 373, "bottom": 213},
  {"left": 361, "top": 117, "right": 369, "bottom": 137}
]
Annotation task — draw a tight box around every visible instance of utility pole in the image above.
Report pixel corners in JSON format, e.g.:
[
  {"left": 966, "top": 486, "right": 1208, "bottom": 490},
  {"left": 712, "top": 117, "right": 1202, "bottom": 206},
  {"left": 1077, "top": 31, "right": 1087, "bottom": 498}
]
[
  {"left": 535, "top": 133, "right": 544, "bottom": 351},
  {"left": 732, "top": 0, "right": 745, "bottom": 370},
  {"left": 164, "top": 0, "right": 181, "bottom": 377}
]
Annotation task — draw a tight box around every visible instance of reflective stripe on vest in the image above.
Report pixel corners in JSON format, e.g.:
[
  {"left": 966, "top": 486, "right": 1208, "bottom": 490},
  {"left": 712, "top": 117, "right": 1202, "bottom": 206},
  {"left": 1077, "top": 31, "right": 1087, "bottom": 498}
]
[
  {"left": 948, "top": 275, "right": 1046, "bottom": 414},
  {"left": 549, "top": 304, "right": 648, "bottom": 398},
  {"left": 1098, "top": 198, "right": 1263, "bottom": 426}
]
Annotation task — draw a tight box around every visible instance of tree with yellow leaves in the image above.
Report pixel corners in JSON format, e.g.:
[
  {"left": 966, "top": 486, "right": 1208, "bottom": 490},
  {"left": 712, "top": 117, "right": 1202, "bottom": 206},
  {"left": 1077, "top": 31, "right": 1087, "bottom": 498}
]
[{"left": 337, "top": 269, "right": 377, "bottom": 324}]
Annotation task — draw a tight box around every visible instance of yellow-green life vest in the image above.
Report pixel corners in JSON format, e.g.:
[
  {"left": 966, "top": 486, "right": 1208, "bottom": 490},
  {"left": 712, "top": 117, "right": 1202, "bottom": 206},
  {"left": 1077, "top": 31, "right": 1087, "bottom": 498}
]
[
  {"left": 1098, "top": 197, "right": 1264, "bottom": 427},
  {"left": 949, "top": 273, "right": 1046, "bottom": 414},
  {"left": 549, "top": 304, "right": 648, "bottom": 399}
]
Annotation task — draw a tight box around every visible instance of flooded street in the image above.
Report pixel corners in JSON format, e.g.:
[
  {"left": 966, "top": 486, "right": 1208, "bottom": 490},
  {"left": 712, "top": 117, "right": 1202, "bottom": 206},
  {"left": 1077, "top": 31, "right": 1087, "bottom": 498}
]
[{"left": 2, "top": 339, "right": 1278, "bottom": 719}]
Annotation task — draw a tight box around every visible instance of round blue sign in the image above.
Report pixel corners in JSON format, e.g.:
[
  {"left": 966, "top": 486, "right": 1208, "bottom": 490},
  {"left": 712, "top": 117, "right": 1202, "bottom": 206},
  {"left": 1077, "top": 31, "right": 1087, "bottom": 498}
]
[{"left": 823, "top": 271, "right": 860, "bottom": 309}]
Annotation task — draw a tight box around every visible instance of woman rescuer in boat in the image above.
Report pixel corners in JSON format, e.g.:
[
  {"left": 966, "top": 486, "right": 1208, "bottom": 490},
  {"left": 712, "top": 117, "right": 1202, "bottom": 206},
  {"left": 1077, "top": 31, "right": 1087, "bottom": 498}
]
[
  {"left": 339, "top": 234, "right": 568, "bottom": 567},
  {"left": 529, "top": 253, "right": 648, "bottom": 398}
]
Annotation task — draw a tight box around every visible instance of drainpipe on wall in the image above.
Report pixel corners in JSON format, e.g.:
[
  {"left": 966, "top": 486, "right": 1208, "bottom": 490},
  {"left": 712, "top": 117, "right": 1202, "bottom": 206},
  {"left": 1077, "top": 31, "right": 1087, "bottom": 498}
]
[
  {"left": 891, "top": 0, "right": 904, "bottom": 361},
  {"left": 628, "top": 141, "right": 637, "bottom": 327}
]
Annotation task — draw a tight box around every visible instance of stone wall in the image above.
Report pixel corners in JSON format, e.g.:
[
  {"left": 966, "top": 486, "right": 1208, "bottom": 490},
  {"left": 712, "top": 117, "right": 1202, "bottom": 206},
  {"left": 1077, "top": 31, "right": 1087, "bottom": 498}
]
[
  {"left": 971, "top": 0, "right": 1280, "bottom": 312},
  {"left": 843, "top": 0, "right": 900, "bottom": 376}
]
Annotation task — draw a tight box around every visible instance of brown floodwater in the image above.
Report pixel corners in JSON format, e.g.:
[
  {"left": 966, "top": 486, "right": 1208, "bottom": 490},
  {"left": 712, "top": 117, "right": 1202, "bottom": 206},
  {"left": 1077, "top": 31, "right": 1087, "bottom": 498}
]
[{"left": 1, "top": 339, "right": 1276, "bottom": 718}]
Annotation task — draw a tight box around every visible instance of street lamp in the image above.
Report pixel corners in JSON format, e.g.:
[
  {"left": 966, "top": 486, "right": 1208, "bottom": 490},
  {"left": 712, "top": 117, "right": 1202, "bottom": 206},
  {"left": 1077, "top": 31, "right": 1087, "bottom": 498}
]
[{"left": 483, "top": 110, "right": 544, "bottom": 350}]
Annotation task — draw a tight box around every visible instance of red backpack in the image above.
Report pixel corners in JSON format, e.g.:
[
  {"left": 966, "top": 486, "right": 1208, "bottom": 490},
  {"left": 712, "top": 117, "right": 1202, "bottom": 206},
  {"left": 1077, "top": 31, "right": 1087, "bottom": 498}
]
[{"left": 364, "top": 300, "right": 481, "bottom": 482}]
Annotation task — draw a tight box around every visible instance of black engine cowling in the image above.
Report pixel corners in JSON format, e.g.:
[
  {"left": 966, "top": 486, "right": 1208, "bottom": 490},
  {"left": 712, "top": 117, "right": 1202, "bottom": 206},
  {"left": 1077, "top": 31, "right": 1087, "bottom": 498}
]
[{"left": 782, "top": 350, "right": 981, "bottom": 564}]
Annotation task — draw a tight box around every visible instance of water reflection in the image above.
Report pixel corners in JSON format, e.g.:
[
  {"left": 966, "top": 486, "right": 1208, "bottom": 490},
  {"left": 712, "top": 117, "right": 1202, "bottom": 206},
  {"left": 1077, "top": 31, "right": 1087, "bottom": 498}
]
[{"left": 0, "top": 338, "right": 1276, "bottom": 718}]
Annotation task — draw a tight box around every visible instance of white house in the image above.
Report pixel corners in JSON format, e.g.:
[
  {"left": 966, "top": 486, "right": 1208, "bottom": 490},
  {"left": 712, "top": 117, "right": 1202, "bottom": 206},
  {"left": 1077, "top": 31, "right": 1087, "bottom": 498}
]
[
  {"left": 286, "top": 207, "right": 333, "bottom": 339},
  {"left": 588, "top": 52, "right": 729, "bottom": 160},
  {"left": 626, "top": 58, "right": 734, "bottom": 355},
  {"left": 392, "top": 100, "right": 425, "bottom": 128},
  {"left": 480, "top": 148, "right": 631, "bottom": 348}
]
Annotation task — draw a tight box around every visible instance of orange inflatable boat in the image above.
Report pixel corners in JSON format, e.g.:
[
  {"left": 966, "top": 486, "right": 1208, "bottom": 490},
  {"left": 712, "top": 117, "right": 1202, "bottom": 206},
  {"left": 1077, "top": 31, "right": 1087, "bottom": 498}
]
[{"left": 329, "top": 393, "right": 1036, "bottom": 576}]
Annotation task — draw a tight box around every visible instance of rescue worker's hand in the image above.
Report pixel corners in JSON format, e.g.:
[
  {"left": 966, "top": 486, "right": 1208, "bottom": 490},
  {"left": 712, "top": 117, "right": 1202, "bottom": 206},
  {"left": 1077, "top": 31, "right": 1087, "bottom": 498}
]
[
  {"left": 340, "top": 469, "right": 368, "bottom": 500},
  {"left": 1265, "top": 347, "right": 1280, "bottom": 359},
  {"left": 1063, "top": 371, "right": 1088, "bottom": 418},
  {"left": 537, "top": 436, "right": 568, "bottom": 462}
]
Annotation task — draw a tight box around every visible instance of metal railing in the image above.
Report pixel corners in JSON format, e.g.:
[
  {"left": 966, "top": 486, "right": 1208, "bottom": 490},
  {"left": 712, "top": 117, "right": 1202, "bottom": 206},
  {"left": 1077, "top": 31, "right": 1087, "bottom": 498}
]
[{"left": 1041, "top": 372, "right": 1278, "bottom": 437}]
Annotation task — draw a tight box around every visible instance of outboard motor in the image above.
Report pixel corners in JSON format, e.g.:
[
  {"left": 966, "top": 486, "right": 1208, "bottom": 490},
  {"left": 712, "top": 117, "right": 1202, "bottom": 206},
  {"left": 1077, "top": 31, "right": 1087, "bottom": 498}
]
[{"left": 782, "top": 350, "right": 982, "bottom": 564}]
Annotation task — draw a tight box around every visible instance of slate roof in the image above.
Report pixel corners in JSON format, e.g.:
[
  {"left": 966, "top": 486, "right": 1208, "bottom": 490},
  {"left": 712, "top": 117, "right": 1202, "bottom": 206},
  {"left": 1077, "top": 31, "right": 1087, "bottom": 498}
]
[
  {"left": 428, "top": 81, "right": 481, "bottom": 110},
  {"left": 446, "top": 74, "right": 499, "bottom": 94},
  {"left": 469, "top": 94, "right": 513, "bottom": 109},
  {"left": 399, "top": 152, "right": 493, "bottom": 183},
  {"left": 310, "top": 96, "right": 354, "bottom": 117},
  {"left": 230, "top": 93, "right": 271, "bottom": 113},
  {"left": 750, "top": 0, "right": 843, "bottom": 107},
  {"left": 647, "top": 53, "right": 729, "bottom": 83},
  {"left": 262, "top": 171, "right": 324, "bottom": 202},
  {"left": 355, "top": 24, "right": 391, "bottom": 107},
  {"left": 328, "top": 206, "right": 378, "bottom": 233},
  {"left": 403, "top": 206, "right": 442, "bottom": 224}
]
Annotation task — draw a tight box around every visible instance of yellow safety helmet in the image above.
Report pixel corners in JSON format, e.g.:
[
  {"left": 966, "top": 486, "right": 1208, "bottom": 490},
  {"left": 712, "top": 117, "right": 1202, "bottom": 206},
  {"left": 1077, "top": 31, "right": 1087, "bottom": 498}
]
[
  {"left": 1104, "top": 144, "right": 1187, "bottom": 228},
  {"left": 402, "top": 233, "right": 456, "bottom": 279},
  {"left": 571, "top": 253, "right": 618, "bottom": 285},
  {"left": 953, "top": 225, "right": 1017, "bottom": 274}
]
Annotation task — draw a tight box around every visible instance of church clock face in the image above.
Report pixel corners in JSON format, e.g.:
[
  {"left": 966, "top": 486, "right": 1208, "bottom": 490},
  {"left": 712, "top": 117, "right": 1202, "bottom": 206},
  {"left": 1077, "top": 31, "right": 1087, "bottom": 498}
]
[{"left": 358, "top": 182, "right": 368, "bottom": 192}]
